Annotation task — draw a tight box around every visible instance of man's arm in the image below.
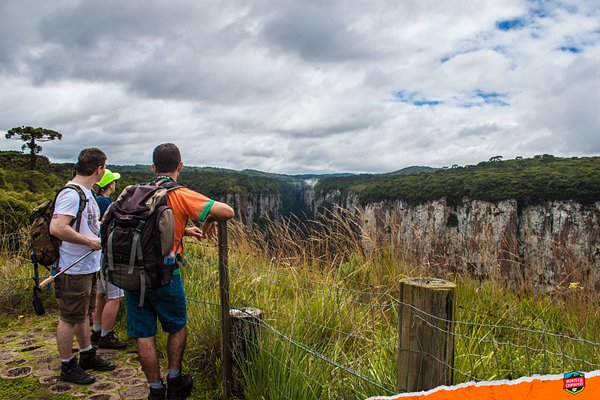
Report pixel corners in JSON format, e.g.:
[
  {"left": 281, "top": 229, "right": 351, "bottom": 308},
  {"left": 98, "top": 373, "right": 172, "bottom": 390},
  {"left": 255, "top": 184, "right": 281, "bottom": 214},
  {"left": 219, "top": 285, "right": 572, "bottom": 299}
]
[
  {"left": 50, "top": 214, "right": 101, "bottom": 250},
  {"left": 176, "top": 189, "right": 234, "bottom": 241},
  {"left": 200, "top": 201, "right": 234, "bottom": 240},
  {"left": 207, "top": 201, "right": 235, "bottom": 221}
]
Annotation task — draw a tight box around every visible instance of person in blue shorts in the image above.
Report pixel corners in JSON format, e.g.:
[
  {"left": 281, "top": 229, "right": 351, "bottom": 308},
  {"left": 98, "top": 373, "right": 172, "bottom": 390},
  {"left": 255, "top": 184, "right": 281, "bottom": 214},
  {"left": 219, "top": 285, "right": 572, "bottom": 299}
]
[{"left": 128, "top": 143, "right": 234, "bottom": 400}]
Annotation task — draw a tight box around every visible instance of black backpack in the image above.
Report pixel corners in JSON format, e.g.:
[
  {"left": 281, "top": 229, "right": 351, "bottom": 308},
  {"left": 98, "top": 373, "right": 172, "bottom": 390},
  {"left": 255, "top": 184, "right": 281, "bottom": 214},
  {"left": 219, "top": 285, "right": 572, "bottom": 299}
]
[
  {"left": 30, "top": 184, "right": 87, "bottom": 266},
  {"left": 100, "top": 181, "right": 181, "bottom": 306}
]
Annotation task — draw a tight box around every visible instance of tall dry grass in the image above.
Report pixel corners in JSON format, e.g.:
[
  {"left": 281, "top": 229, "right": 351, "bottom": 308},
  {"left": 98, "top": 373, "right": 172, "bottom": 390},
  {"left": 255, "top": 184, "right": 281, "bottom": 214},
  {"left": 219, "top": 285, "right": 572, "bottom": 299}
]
[
  {"left": 1, "top": 208, "right": 600, "bottom": 399},
  {"left": 225, "top": 208, "right": 600, "bottom": 388},
  {"left": 0, "top": 227, "right": 39, "bottom": 313}
]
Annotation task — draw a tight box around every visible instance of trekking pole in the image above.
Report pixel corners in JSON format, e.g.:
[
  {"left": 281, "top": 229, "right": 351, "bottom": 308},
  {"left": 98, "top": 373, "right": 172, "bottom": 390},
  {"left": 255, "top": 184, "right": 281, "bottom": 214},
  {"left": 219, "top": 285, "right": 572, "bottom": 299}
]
[
  {"left": 38, "top": 249, "right": 96, "bottom": 288},
  {"left": 31, "top": 251, "right": 45, "bottom": 316}
]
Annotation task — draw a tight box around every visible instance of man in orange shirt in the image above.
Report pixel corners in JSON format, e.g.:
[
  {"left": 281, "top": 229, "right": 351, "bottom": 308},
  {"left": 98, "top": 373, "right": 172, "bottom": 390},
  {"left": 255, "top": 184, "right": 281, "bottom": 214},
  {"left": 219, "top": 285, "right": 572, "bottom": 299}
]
[{"left": 126, "top": 143, "right": 234, "bottom": 400}]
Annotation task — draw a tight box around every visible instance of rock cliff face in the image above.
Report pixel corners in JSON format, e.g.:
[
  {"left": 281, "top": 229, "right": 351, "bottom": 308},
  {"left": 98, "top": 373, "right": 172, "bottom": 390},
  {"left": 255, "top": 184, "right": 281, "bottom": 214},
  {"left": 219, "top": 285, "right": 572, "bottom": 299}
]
[
  {"left": 223, "top": 185, "right": 600, "bottom": 288},
  {"left": 312, "top": 190, "right": 600, "bottom": 288},
  {"left": 225, "top": 191, "right": 282, "bottom": 227}
]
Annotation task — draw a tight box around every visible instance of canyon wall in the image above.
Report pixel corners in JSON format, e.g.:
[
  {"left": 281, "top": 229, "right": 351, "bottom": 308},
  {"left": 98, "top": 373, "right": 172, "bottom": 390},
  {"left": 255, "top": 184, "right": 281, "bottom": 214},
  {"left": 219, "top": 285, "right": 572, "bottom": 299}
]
[
  {"left": 224, "top": 185, "right": 600, "bottom": 288},
  {"left": 225, "top": 191, "right": 282, "bottom": 227},
  {"left": 313, "top": 190, "right": 600, "bottom": 288}
]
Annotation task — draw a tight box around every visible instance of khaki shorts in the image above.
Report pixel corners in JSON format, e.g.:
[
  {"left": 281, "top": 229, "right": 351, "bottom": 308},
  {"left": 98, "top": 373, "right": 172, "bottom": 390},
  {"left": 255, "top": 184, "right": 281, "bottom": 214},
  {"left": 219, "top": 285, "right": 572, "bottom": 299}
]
[{"left": 57, "top": 272, "right": 97, "bottom": 324}]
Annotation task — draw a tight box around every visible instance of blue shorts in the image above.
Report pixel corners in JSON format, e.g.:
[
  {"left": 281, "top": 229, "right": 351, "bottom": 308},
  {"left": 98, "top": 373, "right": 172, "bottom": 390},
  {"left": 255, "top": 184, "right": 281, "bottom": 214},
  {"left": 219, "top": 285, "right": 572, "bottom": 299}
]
[{"left": 125, "top": 275, "right": 187, "bottom": 338}]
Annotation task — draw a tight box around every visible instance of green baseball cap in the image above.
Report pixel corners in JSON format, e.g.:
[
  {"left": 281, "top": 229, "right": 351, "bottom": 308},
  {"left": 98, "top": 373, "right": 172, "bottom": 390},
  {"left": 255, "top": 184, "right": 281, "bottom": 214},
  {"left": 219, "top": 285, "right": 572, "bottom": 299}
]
[{"left": 97, "top": 169, "right": 121, "bottom": 188}]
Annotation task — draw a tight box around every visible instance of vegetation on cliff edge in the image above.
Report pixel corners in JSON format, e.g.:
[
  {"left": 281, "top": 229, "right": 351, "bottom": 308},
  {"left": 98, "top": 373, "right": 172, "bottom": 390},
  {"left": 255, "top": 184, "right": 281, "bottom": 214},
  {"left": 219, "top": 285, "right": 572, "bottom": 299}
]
[{"left": 315, "top": 154, "right": 600, "bottom": 206}]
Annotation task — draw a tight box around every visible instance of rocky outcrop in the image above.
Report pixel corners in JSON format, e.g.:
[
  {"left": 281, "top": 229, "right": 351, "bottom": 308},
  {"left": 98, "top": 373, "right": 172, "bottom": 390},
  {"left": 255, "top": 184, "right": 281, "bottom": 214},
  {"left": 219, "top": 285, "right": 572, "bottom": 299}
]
[
  {"left": 225, "top": 191, "right": 282, "bottom": 227},
  {"left": 313, "top": 191, "right": 600, "bottom": 288}
]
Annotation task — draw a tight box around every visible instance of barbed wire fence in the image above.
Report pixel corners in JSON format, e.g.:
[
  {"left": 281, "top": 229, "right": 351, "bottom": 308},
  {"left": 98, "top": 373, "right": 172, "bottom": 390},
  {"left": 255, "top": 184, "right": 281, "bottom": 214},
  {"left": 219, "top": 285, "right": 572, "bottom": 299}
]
[
  {"left": 182, "top": 270, "right": 600, "bottom": 398},
  {"left": 181, "top": 222, "right": 600, "bottom": 399}
]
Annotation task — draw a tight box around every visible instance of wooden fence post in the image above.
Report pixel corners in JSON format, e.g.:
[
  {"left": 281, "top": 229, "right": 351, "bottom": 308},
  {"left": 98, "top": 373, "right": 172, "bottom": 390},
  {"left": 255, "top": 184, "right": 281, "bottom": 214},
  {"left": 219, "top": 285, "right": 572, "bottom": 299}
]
[
  {"left": 230, "top": 307, "right": 262, "bottom": 396},
  {"left": 397, "top": 277, "right": 456, "bottom": 393},
  {"left": 218, "top": 220, "right": 232, "bottom": 400}
]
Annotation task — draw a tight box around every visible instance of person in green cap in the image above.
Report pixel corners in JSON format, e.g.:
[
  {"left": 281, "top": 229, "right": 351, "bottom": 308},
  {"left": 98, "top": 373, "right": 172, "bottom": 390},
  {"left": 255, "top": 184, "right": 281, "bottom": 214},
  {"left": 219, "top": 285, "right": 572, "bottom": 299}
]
[
  {"left": 94, "top": 169, "right": 121, "bottom": 216},
  {"left": 90, "top": 169, "right": 127, "bottom": 349}
]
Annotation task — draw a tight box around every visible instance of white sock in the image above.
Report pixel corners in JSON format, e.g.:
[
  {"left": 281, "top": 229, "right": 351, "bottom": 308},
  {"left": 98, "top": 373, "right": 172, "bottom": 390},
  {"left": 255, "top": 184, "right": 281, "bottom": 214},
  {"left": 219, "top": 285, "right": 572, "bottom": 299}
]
[
  {"left": 79, "top": 345, "right": 93, "bottom": 352},
  {"left": 150, "top": 381, "right": 164, "bottom": 389}
]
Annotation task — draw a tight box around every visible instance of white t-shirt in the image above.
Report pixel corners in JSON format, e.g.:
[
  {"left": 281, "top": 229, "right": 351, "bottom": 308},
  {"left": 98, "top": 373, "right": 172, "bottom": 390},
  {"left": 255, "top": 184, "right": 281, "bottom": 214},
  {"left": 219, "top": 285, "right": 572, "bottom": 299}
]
[{"left": 53, "top": 182, "right": 101, "bottom": 275}]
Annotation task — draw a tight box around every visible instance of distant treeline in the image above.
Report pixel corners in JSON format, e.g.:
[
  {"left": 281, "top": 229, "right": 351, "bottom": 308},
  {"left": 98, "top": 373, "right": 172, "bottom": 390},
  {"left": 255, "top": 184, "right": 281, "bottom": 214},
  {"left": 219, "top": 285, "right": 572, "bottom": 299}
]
[
  {"left": 1, "top": 151, "right": 599, "bottom": 234},
  {"left": 0, "top": 151, "right": 300, "bottom": 198},
  {"left": 0, "top": 151, "right": 304, "bottom": 232},
  {"left": 315, "top": 154, "right": 600, "bottom": 206}
]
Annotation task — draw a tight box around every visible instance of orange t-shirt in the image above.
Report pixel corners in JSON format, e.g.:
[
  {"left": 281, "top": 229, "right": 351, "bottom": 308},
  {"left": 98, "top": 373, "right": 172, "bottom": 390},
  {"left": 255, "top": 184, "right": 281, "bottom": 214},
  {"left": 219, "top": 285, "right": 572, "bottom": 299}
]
[{"left": 166, "top": 187, "right": 214, "bottom": 254}]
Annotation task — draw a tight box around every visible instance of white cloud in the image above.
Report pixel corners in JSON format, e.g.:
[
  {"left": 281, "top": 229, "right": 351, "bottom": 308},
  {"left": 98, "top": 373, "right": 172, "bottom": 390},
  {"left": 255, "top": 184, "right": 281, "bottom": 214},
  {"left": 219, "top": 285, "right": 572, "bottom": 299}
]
[{"left": 0, "top": 0, "right": 599, "bottom": 173}]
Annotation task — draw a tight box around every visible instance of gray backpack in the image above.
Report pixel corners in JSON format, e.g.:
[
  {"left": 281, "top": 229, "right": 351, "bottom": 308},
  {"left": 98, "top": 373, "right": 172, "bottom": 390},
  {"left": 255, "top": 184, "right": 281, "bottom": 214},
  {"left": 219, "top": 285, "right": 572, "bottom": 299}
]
[{"left": 100, "top": 181, "right": 181, "bottom": 306}]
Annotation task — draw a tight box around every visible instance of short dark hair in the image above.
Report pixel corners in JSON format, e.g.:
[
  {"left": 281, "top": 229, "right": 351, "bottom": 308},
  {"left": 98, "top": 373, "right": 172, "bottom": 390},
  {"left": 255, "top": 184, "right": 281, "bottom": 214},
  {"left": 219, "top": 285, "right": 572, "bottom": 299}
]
[
  {"left": 153, "top": 143, "right": 181, "bottom": 173},
  {"left": 75, "top": 148, "right": 106, "bottom": 176}
]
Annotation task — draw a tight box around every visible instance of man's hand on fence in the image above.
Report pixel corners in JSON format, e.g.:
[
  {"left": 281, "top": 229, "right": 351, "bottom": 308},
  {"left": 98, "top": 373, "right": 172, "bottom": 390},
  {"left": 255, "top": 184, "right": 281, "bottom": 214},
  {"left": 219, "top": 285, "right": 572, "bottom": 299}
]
[
  {"left": 184, "top": 223, "right": 217, "bottom": 241},
  {"left": 200, "top": 220, "right": 217, "bottom": 240},
  {"left": 184, "top": 226, "right": 204, "bottom": 241}
]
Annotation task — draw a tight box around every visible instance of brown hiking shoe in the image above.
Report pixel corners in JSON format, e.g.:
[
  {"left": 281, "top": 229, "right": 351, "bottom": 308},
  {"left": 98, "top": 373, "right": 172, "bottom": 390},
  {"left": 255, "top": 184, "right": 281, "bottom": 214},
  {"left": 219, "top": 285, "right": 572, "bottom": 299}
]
[{"left": 98, "top": 330, "right": 127, "bottom": 350}]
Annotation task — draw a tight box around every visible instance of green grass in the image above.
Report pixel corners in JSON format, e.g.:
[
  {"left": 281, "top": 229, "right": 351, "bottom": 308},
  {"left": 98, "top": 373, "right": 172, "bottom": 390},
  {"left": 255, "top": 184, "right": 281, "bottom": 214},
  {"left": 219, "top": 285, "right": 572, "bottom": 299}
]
[
  {"left": 0, "top": 377, "right": 76, "bottom": 400},
  {"left": 454, "top": 277, "right": 600, "bottom": 381}
]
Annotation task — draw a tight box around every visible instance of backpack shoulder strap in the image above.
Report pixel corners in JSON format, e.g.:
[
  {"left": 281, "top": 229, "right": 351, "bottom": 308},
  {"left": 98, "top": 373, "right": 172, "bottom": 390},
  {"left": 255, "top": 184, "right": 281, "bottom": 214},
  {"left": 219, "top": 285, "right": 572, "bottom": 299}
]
[
  {"left": 163, "top": 181, "right": 183, "bottom": 192},
  {"left": 60, "top": 184, "right": 88, "bottom": 232},
  {"left": 148, "top": 177, "right": 184, "bottom": 192}
]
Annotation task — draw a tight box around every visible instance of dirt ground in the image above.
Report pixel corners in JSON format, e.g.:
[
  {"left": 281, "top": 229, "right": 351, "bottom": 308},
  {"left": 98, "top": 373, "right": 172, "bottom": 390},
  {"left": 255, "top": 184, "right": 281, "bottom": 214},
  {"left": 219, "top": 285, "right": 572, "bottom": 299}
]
[{"left": 0, "top": 310, "right": 150, "bottom": 400}]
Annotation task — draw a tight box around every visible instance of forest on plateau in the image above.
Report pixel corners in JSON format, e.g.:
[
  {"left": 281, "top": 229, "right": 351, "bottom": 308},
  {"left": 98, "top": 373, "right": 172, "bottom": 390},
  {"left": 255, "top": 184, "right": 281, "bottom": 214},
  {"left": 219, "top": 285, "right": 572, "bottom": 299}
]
[
  {"left": 0, "top": 151, "right": 599, "bottom": 235},
  {"left": 315, "top": 154, "right": 600, "bottom": 206}
]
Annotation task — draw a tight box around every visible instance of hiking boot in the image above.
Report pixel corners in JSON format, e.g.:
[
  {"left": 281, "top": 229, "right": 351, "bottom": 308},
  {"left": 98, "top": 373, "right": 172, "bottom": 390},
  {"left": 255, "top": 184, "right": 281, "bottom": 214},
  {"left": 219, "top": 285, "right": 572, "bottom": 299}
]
[
  {"left": 148, "top": 383, "right": 167, "bottom": 400},
  {"left": 79, "top": 347, "right": 116, "bottom": 371},
  {"left": 90, "top": 330, "right": 101, "bottom": 346},
  {"left": 167, "top": 373, "right": 193, "bottom": 400},
  {"left": 60, "top": 357, "right": 95, "bottom": 385},
  {"left": 98, "top": 330, "right": 127, "bottom": 350}
]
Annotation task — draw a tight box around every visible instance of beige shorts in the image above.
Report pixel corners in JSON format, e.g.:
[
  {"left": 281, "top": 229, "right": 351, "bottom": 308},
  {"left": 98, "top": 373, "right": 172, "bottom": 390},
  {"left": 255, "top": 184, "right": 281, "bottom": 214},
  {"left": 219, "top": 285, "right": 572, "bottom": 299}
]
[
  {"left": 57, "top": 272, "right": 98, "bottom": 324},
  {"left": 97, "top": 269, "right": 124, "bottom": 300}
]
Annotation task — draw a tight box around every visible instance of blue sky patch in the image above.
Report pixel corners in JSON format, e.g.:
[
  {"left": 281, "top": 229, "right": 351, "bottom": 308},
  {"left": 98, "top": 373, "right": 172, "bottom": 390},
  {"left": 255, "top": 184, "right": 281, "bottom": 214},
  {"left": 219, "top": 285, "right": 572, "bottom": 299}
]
[
  {"left": 413, "top": 100, "right": 443, "bottom": 106},
  {"left": 395, "top": 90, "right": 509, "bottom": 108},
  {"left": 559, "top": 46, "right": 581, "bottom": 53},
  {"left": 496, "top": 18, "right": 527, "bottom": 31},
  {"left": 474, "top": 90, "right": 509, "bottom": 106},
  {"left": 394, "top": 90, "right": 444, "bottom": 107}
]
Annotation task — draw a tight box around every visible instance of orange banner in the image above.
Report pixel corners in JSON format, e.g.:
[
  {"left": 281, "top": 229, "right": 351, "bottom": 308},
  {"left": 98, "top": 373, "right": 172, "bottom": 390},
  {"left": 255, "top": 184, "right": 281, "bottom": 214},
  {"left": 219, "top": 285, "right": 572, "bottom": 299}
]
[{"left": 367, "top": 371, "right": 600, "bottom": 400}]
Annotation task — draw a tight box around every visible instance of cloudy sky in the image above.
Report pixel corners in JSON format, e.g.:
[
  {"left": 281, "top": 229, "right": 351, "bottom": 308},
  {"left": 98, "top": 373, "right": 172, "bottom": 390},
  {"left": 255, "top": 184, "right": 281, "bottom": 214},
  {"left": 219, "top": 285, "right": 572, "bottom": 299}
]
[{"left": 0, "top": 0, "right": 599, "bottom": 174}]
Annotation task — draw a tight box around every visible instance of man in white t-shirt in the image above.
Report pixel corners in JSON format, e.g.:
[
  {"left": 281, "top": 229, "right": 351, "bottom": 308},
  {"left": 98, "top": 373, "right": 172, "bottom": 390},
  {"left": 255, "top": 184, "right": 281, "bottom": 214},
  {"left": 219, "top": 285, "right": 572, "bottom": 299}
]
[{"left": 50, "top": 148, "right": 116, "bottom": 385}]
